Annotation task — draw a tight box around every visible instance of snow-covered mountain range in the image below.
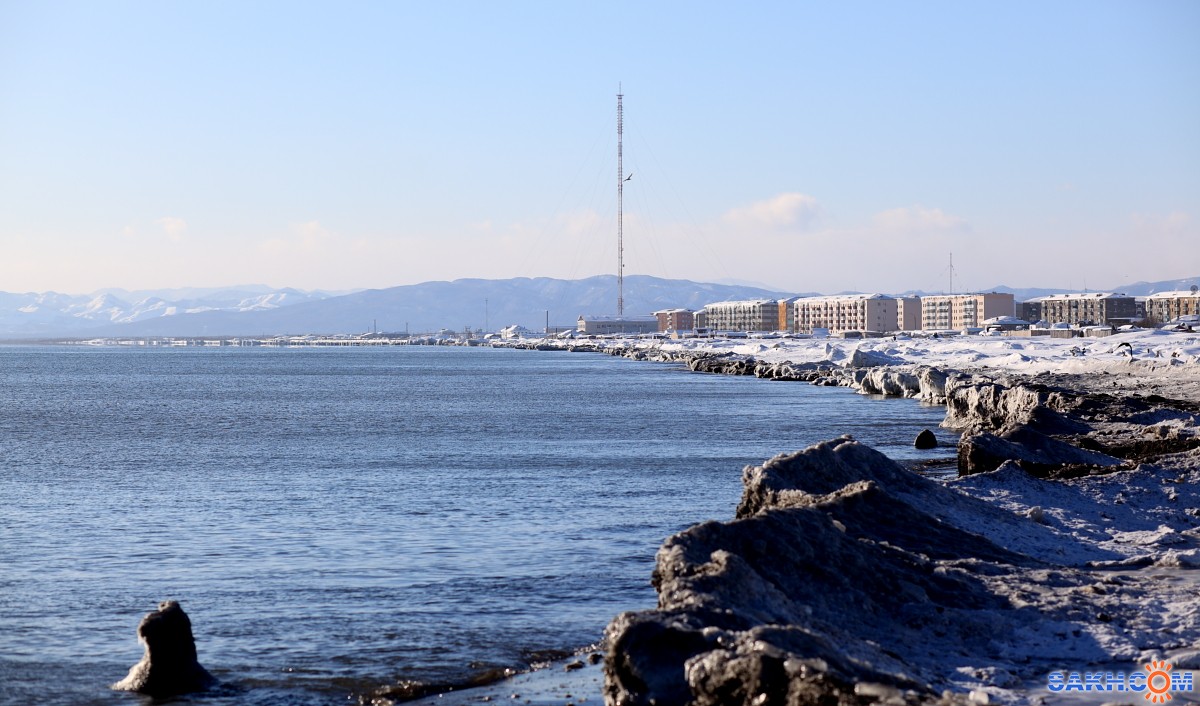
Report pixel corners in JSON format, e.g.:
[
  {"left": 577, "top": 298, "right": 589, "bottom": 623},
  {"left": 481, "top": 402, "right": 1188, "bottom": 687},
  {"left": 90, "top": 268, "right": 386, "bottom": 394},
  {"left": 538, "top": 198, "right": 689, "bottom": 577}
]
[
  {"left": 0, "top": 275, "right": 1195, "bottom": 339},
  {"left": 0, "top": 286, "right": 338, "bottom": 337}
]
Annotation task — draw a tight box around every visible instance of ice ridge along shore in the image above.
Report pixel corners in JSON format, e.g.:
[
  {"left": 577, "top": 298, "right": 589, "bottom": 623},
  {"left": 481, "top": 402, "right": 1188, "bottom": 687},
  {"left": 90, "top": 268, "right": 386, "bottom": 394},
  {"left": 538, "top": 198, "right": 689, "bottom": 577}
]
[{"left": 498, "top": 330, "right": 1200, "bottom": 705}]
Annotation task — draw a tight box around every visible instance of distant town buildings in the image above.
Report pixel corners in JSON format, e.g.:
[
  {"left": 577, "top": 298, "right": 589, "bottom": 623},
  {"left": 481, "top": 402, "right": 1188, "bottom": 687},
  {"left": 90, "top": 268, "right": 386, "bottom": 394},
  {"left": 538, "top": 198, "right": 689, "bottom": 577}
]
[
  {"left": 919, "top": 293, "right": 1015, "bottom": 330},
  {"left": 571, "top": 288, "right": 1200, "bottom": 337},
  {"left": 1036, "top": 293, "right": 1137, "bottom": 326}
]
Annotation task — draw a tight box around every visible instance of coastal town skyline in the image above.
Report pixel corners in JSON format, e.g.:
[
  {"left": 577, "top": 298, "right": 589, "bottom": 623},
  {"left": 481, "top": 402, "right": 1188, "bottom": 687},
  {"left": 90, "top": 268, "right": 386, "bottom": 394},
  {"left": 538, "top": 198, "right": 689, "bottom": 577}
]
[{"left": 2, "top": 2, "right": 1197, "bottom": 296}]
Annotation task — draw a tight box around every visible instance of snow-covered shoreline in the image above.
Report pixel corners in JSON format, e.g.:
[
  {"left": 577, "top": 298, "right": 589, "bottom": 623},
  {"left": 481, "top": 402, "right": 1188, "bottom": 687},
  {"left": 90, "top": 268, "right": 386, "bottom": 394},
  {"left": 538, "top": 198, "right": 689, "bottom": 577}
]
[
  {"left": 498, "top": 327, "right": 1200, "bottom": 397},
  {"left": 496, "top": 329, "right": 1200, "bottom": 705}
]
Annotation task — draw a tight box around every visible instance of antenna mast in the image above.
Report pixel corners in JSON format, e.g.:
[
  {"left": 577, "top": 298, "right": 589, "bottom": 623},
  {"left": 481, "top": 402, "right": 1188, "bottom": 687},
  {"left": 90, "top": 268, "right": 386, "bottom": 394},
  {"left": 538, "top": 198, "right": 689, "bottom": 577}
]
[
  {"left": 949, "top": 251, "right": 955, "bottom": 295},
  {"left": 616, "top": 84, "right": 624, "bottom": 317}
]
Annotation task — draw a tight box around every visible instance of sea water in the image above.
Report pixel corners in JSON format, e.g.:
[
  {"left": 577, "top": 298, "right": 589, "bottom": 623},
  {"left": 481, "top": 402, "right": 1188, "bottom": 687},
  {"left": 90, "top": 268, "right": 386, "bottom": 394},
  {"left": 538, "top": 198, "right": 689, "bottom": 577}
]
[{"left": 0, "top": 344, "right": 954, "bottom": 705}]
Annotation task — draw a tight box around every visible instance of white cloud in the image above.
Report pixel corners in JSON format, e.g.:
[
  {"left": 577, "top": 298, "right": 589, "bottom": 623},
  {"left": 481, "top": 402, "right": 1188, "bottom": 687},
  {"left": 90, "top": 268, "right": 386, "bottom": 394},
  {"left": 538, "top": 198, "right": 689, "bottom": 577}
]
[
  {"left": 873, "top": 205, "right": 969, "bottom": 233},
  {"left": 723, "top": 192, "right": 821, "bottom": 230},
  {"left": 260, "top": 221, "right": 336, "bottom": 256},
  {"left": 155, "top": 216, "right": 188, "bottom": 240},
  {"left": 1132, "top": 210, "right": 1191, "bottom": 234}
]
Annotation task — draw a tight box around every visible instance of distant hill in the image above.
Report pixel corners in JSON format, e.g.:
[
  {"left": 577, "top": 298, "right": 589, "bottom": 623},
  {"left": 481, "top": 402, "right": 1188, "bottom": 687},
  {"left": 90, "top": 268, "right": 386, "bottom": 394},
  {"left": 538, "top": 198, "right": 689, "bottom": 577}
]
[
  {"left": 0, "top": 276, "right": 800, "bottom": 338},
  {"left": 0, "top": 286, "right": 337, "bottom": 338},
  {"left": 1102, "top": 276, "right": 1200, "bottom": 297}
]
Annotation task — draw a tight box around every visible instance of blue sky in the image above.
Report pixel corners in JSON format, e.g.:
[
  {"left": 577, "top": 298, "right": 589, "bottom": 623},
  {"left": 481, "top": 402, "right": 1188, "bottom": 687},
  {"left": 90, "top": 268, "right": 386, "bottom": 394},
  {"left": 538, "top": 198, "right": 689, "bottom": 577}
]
[{"left": 1, "top": 1, "right": 1197, "bottom": 296}]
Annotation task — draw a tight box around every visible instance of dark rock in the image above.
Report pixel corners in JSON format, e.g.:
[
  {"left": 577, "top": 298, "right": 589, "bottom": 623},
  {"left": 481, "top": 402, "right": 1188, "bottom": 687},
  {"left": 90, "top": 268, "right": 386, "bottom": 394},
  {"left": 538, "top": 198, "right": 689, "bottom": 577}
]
[
  {"left": 686, "top": 353, "right": 759, "bottom": 377},
  {"left": 957, "top": 425, "right": 1123, "bottom": 477},
  {"left": 564, "top": 660, "right": 585, "bottom": 671},
  {"left": 111, "top": 600, "right": 217, "bottom": 697},
  {"left": 914, "top": 429, "right": 938, "bottom": 449}
]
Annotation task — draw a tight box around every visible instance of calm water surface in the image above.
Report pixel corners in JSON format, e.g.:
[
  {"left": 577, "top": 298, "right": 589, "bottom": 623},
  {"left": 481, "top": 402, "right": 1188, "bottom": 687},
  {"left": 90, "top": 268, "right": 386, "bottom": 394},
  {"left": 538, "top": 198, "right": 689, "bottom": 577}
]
[{"left": 0, "top": 345, "right": 954, "bottom": 705}]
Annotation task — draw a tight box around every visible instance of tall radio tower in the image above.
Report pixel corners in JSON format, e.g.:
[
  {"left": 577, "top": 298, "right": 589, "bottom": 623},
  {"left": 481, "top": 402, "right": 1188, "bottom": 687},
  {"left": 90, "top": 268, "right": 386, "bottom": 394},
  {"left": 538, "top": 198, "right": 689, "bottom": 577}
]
[{"left": 616, "top": 84, "right": 625, "bottom": 317}]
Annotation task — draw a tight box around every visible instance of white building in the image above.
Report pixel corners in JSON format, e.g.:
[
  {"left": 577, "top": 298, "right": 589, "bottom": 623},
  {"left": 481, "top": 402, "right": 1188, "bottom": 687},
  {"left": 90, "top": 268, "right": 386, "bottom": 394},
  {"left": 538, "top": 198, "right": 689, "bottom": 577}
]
[
  {"left": 1145, "top": 290, "right": 1200, "bottom": 324},
  {"left": 920, "top": 293, "right": 1015, "bottom": 330},
  {"left": 576, "top": 315, "right": 659, "bottom": 335},
  {"left": 698, "top": 299, "right": 784, "bottom": 333},
  {"left": 792, "top": 294, "right": 900, "bottom": 334},
  {"left": 498, "top": 324, "right": 536, "bottom": 340},
  {"left": 896, "top": 297, "right": 922, "bottom": 331}
]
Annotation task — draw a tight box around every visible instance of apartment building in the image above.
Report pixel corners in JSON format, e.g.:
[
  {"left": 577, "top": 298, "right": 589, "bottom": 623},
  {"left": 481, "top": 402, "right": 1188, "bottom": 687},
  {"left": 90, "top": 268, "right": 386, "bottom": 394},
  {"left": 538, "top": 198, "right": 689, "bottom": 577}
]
[
  {"left": 653, "top": 308, "right": 695, "bottom": 332},
  {"left": 1018, "top": 300, "right": 1043, "bottom": 323},
  {"left": 792, "top": 294, "right": 900, "bottom": 334},
  {"left": 778, "top": 296, "right": 801, "bottom": 332},
  {"left": 1038, "top": 293, "right": 1137, "bottom": 326},
  {"left": 896, "top": 297, "right": 921, "bottom": 331},
  {"left": 699, "top": 299, "right": 784, "bottom": 332},
  {"left": 1145, "top": 290, "right": 1200, "bottom": 323},
  {"left": 920, "top": 293, "right": 1015, "bottom": 330}
]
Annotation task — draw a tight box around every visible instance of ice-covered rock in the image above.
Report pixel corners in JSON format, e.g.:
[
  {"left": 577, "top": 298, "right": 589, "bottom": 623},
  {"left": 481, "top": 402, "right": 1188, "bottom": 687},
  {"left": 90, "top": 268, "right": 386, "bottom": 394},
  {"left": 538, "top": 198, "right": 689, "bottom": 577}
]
[
  {"left": 858, "top": 367, "right": 921, "bottom": 396},
  {"left": 604, "top": 437, "right": 1200, "bottom": 706},
  {"left": 847, "top": 346, "right": 904, "bottom": 368}
]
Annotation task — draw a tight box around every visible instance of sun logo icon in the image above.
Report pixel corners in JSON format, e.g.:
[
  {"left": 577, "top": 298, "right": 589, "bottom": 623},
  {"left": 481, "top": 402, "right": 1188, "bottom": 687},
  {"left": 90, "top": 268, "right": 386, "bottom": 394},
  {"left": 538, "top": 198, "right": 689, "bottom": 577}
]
[{"left": 1144, "top": 660, "right": 1174, "bottom": 702}]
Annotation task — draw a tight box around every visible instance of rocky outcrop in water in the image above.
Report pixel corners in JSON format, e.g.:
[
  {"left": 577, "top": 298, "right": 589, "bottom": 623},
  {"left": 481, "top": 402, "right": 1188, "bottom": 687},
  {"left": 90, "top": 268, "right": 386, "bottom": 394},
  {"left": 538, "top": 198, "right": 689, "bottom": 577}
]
[{"left": 112, "top": 600, "right": 217, "bottom": 697}]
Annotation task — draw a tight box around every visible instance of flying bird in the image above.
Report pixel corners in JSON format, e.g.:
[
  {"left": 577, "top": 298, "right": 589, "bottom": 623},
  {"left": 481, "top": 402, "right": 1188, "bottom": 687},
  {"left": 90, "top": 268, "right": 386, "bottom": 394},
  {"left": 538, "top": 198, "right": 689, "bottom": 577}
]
[{"left": 624, "top": 172, "right": 632, "bottom": 181}]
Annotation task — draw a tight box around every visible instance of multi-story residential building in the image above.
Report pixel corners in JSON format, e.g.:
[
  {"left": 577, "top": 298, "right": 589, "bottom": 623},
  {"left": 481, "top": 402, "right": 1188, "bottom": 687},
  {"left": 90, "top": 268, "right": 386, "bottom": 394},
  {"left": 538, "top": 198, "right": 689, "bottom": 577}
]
[
  {"left": 1038, "top": 293, "right": 1137, "bottom": 326},
  {"left": 792, "top": 294, "right": 900, "bottom": 334},
  {"left": 920, "top": 293, "right": 1015, "bottom": 330},
  {"left": 1018, "top": 300, "right": 1043, "bottom": 323},
  {"left": 576, "top": 315, "right": 659, "bottom": 335},
  {"left": 896, "top": 297, "right": 921, "bottom": 331},
  {"left": 778, "top": 296, "right": 801, "bottom": 333},
  {"left": 1145, "top": 290, "right": 1200, "bottom": 323},
  {"left": 698, "top": 299, "right": 786, "bottom": 332},
  {"left": 653, "top": 308, "right": 695, "bottom": 332}
]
